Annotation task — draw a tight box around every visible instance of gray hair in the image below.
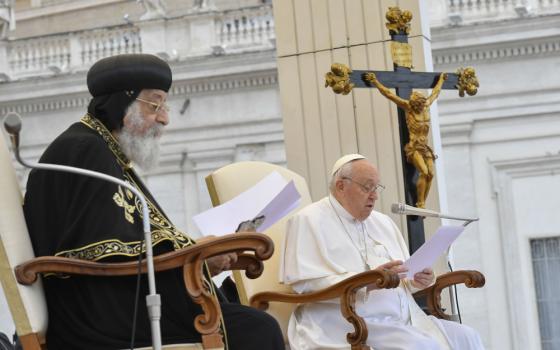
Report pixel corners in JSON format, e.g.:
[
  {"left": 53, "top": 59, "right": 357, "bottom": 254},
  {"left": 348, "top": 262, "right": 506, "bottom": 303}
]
[
  {"left": 329, "top": 161, "right": 354, "bottom": 194},
  {"left": 125, "top": 99, "right": 141, "bottom": 117}
]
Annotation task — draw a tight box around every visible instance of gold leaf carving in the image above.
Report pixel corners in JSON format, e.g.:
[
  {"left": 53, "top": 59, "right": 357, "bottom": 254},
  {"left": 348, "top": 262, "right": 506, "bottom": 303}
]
[
  {"left": 325, "top": 63, "right": 354, "bottom": 95},
  {"left": 456, "top": 67, "right": 479, "bottom": 97}
]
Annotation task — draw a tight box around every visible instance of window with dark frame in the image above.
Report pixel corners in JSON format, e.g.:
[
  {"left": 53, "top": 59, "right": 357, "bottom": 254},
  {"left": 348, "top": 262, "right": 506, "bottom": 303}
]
[{"left": 531, "top": 237, "right": 560, "bottom": 350}]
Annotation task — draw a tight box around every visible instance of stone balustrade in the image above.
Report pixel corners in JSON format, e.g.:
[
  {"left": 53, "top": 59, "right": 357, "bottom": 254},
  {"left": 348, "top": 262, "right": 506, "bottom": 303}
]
[
  {"left": 41, "top": 0, "right": 74, "bottom": 6},
  {"left": 79, "top": 27, "right": 143, "bottom": 67},
  {"left": 447, "top": 0, "right": 560, "bottom": 24},
  {"left": 7, "top": 35, "right": 71, "bottom": 77},
  {"left": 216, "top": 5, "right": 275, "bottom": 52},
  {"left": 0, "top": 4, "right": 274, "bottom": 81}
]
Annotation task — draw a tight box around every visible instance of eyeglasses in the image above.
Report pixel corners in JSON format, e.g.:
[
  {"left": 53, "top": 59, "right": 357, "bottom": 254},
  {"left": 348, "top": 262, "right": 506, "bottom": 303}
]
[
  {"left": 342, "top": 177, "right": 385, "bottom": 194},
  {"left": 136, "top": 97, "right": 170, "bottom": 113}
]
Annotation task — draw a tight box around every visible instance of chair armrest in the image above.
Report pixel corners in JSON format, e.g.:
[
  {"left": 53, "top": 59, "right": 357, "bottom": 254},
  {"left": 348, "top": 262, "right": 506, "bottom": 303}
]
[
  {"left": 250, "top": 269, "right": 399, "bottom": 308},
  {"left": 412, "top": 270, "right": 485, "bottom": 320},
  {"left": 15, "top": 233, "right": 272, "bottom": 284},
  {"left": 250, "top": 269, "right": 400, "bottom": 350},
  {"left": 15, "top": 233, "right": 273, "bottom": 350},
  {"left": 229, "top": 253, "right": 264, "bottom": 279},
  {"left": 179, "top": 233, "right": 273, "bottom": 348}
]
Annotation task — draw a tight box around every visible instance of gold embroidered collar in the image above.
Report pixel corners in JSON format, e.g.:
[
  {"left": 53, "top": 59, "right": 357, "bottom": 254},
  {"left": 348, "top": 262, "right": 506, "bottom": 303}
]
[{"left": 81, "top": 114, "right": 132, "bottom": 169}]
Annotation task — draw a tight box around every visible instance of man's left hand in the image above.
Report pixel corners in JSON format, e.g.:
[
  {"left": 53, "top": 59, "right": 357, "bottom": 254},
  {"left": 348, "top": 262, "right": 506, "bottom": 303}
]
[
  {"left": 206, "top": 252, "right": 238, "bottom": 276},
  {"left": 411, "top": 268, "right": 434, "bottom": 289}
]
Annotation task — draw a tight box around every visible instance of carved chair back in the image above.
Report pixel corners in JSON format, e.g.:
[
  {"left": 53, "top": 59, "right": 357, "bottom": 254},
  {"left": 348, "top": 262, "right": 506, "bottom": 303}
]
[
  {"left": 205, "top": 161, "right": 312, "bottom": 341},
  {"left": 0, "top": 131, "right": 212, "bottom": 350},
  {"left": 0, "top": 131, "right": 48, "bottom": 349}
]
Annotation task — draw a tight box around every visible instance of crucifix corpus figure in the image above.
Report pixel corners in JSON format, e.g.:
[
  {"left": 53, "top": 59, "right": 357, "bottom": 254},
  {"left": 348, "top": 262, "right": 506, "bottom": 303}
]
[{"left": 364, "top": 72, "right": 447, "bottom": 208}]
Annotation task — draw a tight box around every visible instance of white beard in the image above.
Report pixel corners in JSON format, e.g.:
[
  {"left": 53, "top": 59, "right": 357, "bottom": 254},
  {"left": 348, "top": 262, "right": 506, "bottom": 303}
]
[{"left": 118, "top": 105, "right": 163, "bottom": 171}]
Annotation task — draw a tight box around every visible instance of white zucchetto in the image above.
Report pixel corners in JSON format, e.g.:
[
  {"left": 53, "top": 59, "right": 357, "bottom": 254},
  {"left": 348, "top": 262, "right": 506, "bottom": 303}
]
[{"left": 331, "top": 154, "right": 366, "bottom": 176}]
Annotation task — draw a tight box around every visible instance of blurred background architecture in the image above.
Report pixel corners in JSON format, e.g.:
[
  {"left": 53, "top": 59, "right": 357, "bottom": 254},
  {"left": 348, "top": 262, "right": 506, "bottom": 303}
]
[{"left": 1, "top": 1, "right": 559, "bottom": 349}]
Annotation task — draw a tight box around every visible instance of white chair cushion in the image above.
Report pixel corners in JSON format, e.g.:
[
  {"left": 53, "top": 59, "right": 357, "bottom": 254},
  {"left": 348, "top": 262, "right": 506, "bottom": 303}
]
[
  {"left": 207, "top": 161, "right": 313, "bottom": 341},
  {"left": 0, "top": 132, "right": 48, "bottom": 338}
]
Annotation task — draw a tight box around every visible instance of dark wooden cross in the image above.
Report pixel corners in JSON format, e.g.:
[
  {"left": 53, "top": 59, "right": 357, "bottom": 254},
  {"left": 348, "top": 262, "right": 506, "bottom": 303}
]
[{"left": 325, "top": 7, "right": 478, "bottom": 254}]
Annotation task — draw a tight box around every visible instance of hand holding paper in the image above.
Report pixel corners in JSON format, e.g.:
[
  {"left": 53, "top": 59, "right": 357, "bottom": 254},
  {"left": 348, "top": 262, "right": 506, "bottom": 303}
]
[
  {"left": 403, "top": 225, "right": 464, "bottom": 279},
  {"left": 235, "top": 215, "right": 265, "bottom": 232},
  {"left": 367, "top": 260, "right": 408, "bottom": 292},
  {"left": 411, "top": 268, "right": 435, "bottom": 289},
  {"left": 193, "top": 171, "right": 301, "bottom": 236}
]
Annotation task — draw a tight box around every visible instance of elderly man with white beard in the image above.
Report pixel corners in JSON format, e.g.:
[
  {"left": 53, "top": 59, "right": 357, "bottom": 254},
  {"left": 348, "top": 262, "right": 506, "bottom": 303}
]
[
  {"left": 280, "top": 154, "right": 485, "bottom": 350},
  {"left": 23, "top": 54, "right": 284, "bottom": 350}
]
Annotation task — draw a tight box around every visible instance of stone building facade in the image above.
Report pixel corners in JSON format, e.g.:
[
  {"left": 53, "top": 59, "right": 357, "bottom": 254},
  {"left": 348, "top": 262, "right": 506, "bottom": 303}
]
[{"left": 1, "top": 1, "right": 560, "bottom": 349}]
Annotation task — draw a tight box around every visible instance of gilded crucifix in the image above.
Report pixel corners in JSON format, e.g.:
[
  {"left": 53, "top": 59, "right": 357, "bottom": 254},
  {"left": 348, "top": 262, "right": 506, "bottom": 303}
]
[{"left": 325, "top": 7, "right": 479, "bottom": 253}]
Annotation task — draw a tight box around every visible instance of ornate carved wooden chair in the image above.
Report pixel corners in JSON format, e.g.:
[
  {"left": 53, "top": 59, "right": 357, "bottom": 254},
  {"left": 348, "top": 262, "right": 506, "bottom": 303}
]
[
  {"left": 0, "top": 131, "right": 272, "bottom": 350},
  {"left": 205, "top": 161, "right": 486, "bottom": 350}
]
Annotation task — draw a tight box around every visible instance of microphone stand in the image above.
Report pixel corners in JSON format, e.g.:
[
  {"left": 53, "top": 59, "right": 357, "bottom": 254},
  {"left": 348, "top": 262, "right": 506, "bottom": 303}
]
[
  {"left": 392, "top": 203, "right": 478, "bottom": 322},
  {"left": 445, "top": 218, "right": 477, "bottom": 321},
  {"left": 3, "top": 113, "right": 162, "bottom": 350}
]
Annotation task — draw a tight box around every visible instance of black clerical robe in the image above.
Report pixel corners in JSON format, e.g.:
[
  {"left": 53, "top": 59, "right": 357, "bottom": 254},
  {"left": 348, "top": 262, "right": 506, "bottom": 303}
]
[{"left": 24, "top": 115, "right": 283, "bottom": 350}]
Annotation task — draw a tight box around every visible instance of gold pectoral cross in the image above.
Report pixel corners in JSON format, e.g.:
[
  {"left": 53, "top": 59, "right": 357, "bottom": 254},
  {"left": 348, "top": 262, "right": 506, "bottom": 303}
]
[{"left": 113, "top": 185, "right": 137, "bottom": 224}]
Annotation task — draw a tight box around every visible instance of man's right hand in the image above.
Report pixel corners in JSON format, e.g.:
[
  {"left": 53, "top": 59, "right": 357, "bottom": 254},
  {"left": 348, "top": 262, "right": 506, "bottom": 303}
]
[
  {"left": 206, "top": 252, "right": 238, "bottom": 276},
  {"left": 377, "top": 260, "right": 408, "bottom": 277},
  {"left": 367, "top": 260, "right": 408, "bottom": 292}
]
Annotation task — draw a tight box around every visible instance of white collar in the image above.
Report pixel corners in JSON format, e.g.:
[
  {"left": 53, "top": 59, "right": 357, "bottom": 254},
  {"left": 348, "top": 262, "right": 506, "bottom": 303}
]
[{"left": 328, "top": 194, "right": 360, "bottom": 223}]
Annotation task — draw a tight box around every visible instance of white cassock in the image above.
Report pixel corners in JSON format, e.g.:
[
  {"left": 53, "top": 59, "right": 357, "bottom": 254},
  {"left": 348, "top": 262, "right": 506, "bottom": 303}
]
[{"left": 280, "top": 195, "right": 484, "bottom": 350}]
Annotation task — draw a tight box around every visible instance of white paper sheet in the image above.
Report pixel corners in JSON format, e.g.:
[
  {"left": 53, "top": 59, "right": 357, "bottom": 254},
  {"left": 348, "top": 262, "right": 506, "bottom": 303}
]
[
  {"left": 193, "top": 171, "right": 301, "bottom": 236},
  {"left": 404, "top": 225, "right": 464, "bottom": 279},
  {"left": 256, "top": 180, "right": 301, "bottom": 231}
]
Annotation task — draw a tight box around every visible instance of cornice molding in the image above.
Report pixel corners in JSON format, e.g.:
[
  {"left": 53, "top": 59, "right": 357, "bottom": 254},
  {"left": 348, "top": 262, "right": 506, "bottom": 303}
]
[
  {"left": 490, "top": 153, "right": 560, "bottom": 179},
  {"left": 438, "top": 87, "right": 560, "bottom": 127},
  {"left": 16, "top": 0, "right": 127, "bottom": 21},
  {"left": 0, "top": 96, "right": 91, "bottom": 115},
  {"left": 431, "top": 13, "right": 560, "bottom": 65},
  {"left": 440, "top": 112, "right": 560, "bottom": 147},
  {"left": 171, "top": 70, "right": 277, "bottom": 96},
  {"left": 0, "top": 69, "right": 278, "bottom": 115},
  {"left": 433, "top": 36, "right": 560, "bottom": 65},
  {"left": 431, "top": 12, "right": 560, "bottom": 43}
]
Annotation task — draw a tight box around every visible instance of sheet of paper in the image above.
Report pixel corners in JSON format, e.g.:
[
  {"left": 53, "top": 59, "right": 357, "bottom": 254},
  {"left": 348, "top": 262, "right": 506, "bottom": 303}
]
[
  {"left": 193, "top": 171, "right": 301, "bottom": 236},
  {"left": 404, "top": 225, "right": 464, "bottom": 279},
  {"left": 257, "top": 180, "right": 301, "bottom": 231}
]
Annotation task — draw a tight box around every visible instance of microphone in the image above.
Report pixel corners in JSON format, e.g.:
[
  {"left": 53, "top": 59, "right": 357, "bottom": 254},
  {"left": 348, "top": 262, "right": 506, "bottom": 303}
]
[
  {"left": 3, "top": 112, "right": 21, "bottom": 150},
  {"left": 391, "top": 202, "right": 479, "bottom": 224},
  {"left": 2, "top": 113, "right": 163, "bottom": 350}
]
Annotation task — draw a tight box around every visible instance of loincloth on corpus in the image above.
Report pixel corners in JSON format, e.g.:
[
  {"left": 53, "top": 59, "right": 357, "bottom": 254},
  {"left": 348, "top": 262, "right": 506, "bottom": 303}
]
[{"left": 405, "top": 141, "right": 438, "bottom": 163}]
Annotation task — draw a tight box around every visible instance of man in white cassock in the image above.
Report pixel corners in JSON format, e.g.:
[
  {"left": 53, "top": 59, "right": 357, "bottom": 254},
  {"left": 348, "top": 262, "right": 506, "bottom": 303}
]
[{"left": 280, "top": 154, "right": 485, "bottom": 350}]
